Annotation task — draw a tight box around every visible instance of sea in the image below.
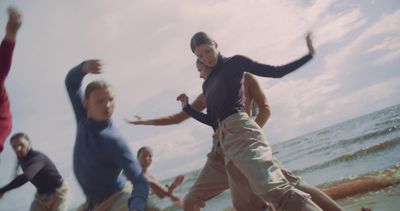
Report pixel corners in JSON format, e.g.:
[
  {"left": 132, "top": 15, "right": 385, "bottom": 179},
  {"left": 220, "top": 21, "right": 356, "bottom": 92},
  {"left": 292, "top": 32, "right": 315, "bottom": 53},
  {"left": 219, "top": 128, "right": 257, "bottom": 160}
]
[{"left": 152, "top": 103, "right": 400, "bottom": 210}]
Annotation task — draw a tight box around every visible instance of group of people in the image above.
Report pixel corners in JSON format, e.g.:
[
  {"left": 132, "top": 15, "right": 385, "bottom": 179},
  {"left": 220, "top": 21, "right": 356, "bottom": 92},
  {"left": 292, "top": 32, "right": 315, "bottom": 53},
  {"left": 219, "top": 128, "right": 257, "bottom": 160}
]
[{"left": 0, "top": 5, "right": 344, "bottom": 211}]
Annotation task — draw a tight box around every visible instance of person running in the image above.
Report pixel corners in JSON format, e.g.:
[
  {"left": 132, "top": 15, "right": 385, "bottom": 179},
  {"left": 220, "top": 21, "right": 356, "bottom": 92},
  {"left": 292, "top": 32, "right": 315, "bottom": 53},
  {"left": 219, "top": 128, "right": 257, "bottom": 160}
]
[
  {"left": 0, "top": 132, "right": 69, "bottom": 211},
  {"left": 0, "top": 6, "right": 22, "bottom": 154},
  {"left": 177, "top": 31, "right": 340, "bottom": 211},
  {"left": 65, "top": 59, "right": 149, "bottom": 211},
  {"left": 136, "top": 146, "right": 185, "bottom": 210},
  {"left": 132, "top": 60, "right": 341, "bottom": 210}
]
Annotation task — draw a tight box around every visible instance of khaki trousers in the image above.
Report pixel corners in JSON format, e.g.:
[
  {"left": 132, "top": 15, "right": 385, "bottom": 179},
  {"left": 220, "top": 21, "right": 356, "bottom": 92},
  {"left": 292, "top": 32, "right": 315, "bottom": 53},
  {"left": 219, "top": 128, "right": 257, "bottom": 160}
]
[
  {"left": 184, "top": 140, "right": 304, "bottom": 210},
  {"left": 217, "top": 112, "right": 322, "bottom": 211},
  {"left": 77, "top": 184, "right": 132, "bottom": 211},
  {"left": 30, "top": 181, "right": 69, "bottom": 211}
]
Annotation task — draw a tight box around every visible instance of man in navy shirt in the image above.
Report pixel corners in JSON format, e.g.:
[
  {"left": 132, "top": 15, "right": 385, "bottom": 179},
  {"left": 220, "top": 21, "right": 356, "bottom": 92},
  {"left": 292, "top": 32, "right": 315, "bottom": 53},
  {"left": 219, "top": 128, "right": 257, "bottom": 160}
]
[{"left": 0, "top": 133, "right": 69, "bottom": 211}]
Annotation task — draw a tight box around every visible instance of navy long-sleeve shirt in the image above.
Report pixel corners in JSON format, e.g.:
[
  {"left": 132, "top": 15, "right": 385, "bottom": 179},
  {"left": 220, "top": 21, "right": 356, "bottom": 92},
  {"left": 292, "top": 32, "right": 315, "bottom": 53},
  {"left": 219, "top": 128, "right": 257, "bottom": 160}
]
[
  {"left": 0, "top": 150, "right": 63, "bottom": 194},
  {"left": 65, "top": 63, "right": 148, "bottom": 211},
  {"left": 184, "top": 53, "right": 312, "bottom": 130}
]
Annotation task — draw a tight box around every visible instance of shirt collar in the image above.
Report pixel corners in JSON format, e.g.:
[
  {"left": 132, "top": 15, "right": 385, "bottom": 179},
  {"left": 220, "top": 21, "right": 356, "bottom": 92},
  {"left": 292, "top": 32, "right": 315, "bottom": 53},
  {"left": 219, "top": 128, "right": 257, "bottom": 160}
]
[{"left": 86, "top": 118, "right": 112, "bottom": 128}]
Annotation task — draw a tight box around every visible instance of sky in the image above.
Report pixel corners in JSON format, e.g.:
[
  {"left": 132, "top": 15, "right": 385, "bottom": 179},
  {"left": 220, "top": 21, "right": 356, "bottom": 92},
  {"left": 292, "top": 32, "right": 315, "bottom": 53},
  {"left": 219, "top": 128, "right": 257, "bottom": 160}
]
[{"left": 0, "top": 0, "right": 399, "bottom": 210}]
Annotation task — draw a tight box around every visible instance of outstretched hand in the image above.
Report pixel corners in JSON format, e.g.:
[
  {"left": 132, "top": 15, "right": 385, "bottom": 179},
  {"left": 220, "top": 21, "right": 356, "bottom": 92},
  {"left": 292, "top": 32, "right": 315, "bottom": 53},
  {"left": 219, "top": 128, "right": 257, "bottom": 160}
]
[
  {"left": 176, "top": 94, "right": 189, "bottom": 108},
  {"left": 5, "top": 6, "right": 22, "bottom": 42},
  {"left": 166, "top": 175, "right": 185, "bottom": 208},
  {"left": 306, "top": 32, "right": 315, "bottom": 56},
  {"left": 83, "top": 59, "right": 102, "bottom": 74},
  {"left": 167, "top": 175, "right": 185, "bottom": 194},
  {"left": 125, "top": 115, "right": 150, "bottom": 125}
]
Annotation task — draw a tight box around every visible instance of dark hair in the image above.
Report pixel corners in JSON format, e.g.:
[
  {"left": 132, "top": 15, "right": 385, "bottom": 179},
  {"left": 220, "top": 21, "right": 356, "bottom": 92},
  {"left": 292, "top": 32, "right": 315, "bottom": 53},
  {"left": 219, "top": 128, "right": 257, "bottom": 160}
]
[
  {"left": 84, "top": 80, "right": 111, "bottom": 99},
  {"left": 196, "top": 59, "right": 204, "bottom": 66},
  {"left": 137, "top": 146, "right": 152, "bottom": 158},
  {"left": 10, "top": 132, "right": 30, "bottom": 143},
  {"left": 196, "top": 59, "right": 206, "bottom": 68},
  {"left": 190, "top": 32, "right": 214, "bottom": 53}
]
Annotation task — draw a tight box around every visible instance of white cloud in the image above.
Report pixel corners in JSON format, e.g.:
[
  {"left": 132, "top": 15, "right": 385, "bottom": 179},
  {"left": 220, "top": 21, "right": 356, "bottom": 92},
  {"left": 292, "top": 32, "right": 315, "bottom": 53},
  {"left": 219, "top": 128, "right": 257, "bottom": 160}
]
[
  {"left": 324, "top": 76, "right": 400, "bottom": 116},
  {"left": 313, "top": 8, "right": 367, "bottom": 46},
  {"left": 372, "top": 49, "right": 400, "bottom": 65},
  {"left": 364, "top": 37, "right": 400, "bottom": 53},
  {"left": 355, "top": 9, "right": 400, "bottom": 42},
  {"left": 263, "top": 8, "right": 400, "bottom": 141},
  {"left": 265, "top": 74, "right": 342, "bottom": 141}
]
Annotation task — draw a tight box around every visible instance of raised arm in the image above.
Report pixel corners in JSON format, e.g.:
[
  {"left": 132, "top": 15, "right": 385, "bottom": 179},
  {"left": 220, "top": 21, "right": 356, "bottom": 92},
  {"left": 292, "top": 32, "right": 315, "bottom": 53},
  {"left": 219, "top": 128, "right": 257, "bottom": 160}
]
[
  {"left": 1, "top": 7, "right": 21, "bottom": 86},
  {"left": 4, "top": 7, "right": 22, "bottom": 43},
  {"left": 0, "top": 7, "right": 22, "bottom": 153},
  {"left": 65, "top": 60, "right": 101, "bottom": 122},
  {"left": 127, "top": 94, "right": 206, "bottom": 126},
  {"left": 243, "top": 33, "right": 315, "bottom": 78},
  {"left": 177, "top": 94, "right": 213, "bottom": 127},
  {"left": 245, "top": 74, "right": 271, "bottom": 128}
]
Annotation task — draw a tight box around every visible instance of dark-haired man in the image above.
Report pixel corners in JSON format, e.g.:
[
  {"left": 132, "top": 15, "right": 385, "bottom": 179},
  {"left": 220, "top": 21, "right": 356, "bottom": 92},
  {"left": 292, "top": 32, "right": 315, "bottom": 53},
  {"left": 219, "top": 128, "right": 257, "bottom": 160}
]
[{"left": 0, "top": 133, "right": 69, "bottom": 211}]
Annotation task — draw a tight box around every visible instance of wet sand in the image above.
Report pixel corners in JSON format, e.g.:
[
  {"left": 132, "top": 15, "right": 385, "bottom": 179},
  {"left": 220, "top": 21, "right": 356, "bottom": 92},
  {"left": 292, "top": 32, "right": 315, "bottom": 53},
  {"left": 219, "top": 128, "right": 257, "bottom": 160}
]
[
  {"left": 321, "top": 165, "right": 400, "bottom": 210},
  {"left": 223, "top": 165, "right": 400, "bottom": 211},
  {"left": 337, "top": 183, "right": 400, "bottom": 211}
]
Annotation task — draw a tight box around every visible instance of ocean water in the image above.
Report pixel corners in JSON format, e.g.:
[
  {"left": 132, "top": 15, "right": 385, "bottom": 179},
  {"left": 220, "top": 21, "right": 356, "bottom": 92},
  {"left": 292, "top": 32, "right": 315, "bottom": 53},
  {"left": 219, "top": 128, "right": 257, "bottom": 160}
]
[{"left": 152, "top": 104, "right": 400, "bottom": 210}]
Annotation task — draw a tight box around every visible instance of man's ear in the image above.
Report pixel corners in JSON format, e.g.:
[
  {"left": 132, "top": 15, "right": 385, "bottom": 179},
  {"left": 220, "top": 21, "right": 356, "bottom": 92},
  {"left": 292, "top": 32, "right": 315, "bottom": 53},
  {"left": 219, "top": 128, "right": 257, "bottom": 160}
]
[
  {"left": 213, "top": 41, "right": 218, "bottom": 49},
  {"left": 27, "top": 140, "right": 32, "bottom": 150}
]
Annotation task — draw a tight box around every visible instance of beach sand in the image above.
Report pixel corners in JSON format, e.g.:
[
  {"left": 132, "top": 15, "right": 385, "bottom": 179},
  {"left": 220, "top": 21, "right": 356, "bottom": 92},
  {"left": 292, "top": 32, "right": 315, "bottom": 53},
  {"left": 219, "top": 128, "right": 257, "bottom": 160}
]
[
  {"left": 323, "top": 164, "right": 400, "bottom": 211},
  {"left": 221, "top": 184, "right": 400, "bottom": 211},
  {"left": 337, "top": 183, "right": 400, "bottom": 211},
  {"left": 221, "top": 165, "right": 400, "bottom": 211}
]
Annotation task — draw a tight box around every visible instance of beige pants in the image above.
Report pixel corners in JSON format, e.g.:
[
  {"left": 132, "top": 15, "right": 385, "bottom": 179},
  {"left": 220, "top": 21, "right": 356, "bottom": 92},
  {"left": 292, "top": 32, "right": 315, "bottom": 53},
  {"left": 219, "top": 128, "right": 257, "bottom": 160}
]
[
  {"left": 77, "top": 184, "right": 133, "bottom": 211},
  {"left": 30, "top": 181, "right": 69, "bottom": 211},
  {"left": 184, "top": 139, "right": 268, "bottom": 211},
  {"left": 184, "top": 138, "right": 304, "bottom": 211},
  {"left": 218, "top": 112, "right": 322, "bottom": 211}
]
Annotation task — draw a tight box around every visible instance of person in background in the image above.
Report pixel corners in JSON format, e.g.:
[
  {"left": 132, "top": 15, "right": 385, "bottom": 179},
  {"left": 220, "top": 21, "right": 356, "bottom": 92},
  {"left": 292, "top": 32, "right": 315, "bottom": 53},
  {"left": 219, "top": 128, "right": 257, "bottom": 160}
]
[
  {"left": 0, "top": 132, "right": 69, "bottom": 211},
  {"left": 137, "top": 146, "right": 184, "bottom": 210}
]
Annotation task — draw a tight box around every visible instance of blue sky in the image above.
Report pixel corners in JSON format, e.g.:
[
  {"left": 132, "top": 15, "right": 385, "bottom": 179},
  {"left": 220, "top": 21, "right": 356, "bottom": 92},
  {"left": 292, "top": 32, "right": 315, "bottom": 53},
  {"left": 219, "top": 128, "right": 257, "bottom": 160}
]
[{"left": 0, "top": 0, "right": 399, "bottom": 210}]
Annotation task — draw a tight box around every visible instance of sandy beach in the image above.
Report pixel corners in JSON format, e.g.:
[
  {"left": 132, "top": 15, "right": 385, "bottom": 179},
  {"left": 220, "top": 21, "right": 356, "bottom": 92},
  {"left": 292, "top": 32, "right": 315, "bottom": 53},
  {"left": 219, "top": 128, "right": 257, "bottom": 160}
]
[{"left": 338, "top": 183, "right": 400, "bottom": 211}]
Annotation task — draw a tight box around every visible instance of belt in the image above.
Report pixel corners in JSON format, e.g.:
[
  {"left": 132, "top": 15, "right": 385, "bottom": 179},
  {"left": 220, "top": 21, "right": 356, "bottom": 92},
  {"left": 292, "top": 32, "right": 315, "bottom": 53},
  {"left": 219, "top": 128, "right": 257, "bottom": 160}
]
[
  {"left": 215, "top": 107, "right": 245, "bottom": 147},
  {"left": 218, "top": 106, "right": 245, "bottom": 122},
  {"left": 37, "top": 178, "right": 64, "bottom": 195}
]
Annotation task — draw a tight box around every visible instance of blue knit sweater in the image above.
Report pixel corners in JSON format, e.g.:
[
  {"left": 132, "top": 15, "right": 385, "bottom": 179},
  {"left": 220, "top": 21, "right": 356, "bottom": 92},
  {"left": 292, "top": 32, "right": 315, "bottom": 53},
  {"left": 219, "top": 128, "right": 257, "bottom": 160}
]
[{"left": 65, "top": 62, "right": 148, "bottom": 211}]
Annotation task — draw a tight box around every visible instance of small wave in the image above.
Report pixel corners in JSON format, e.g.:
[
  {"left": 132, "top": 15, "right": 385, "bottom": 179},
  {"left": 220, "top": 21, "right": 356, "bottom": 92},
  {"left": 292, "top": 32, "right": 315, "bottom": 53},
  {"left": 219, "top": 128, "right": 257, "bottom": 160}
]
[
  {"left": 374, "top": 117, "right": 400, "bottom": 128},
  {"left": 283, "top": 126, "right": 400, "bottom": 165},
  {"left": 330, "top": 126, "right": 400, "bottom": 150},
  {"left": 317, "top": 165, "right": 400, "bottom": 200},
  {"left": 293, "top": 137, "right": 400, "bottom": 174}
]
